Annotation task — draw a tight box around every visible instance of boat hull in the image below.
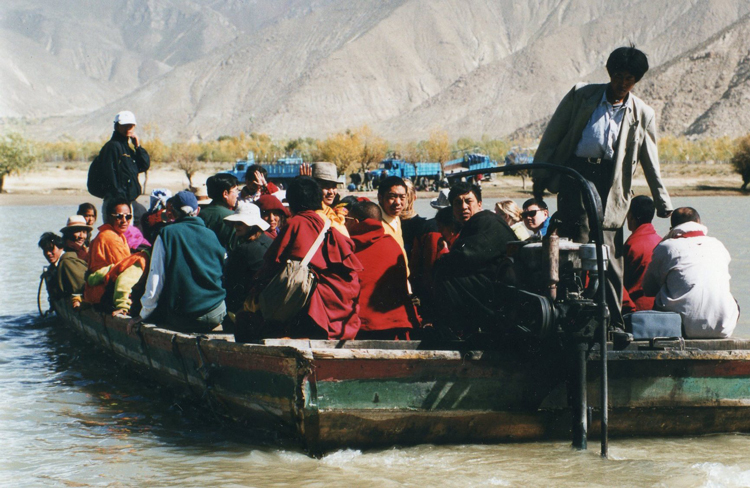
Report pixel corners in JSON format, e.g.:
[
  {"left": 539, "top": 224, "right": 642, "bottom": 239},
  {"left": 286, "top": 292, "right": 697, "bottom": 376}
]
[{"left": 53, "top": 302, "right": 750, "bottom": 454}]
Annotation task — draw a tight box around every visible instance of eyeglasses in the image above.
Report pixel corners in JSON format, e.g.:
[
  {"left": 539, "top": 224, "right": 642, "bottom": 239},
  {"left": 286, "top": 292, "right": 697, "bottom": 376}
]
[
  {"left": 111, "top": 213, "right": 133, "bottom": 221},
  {"left": 522, "top": 209, "right": 544, "bottom": 219}
]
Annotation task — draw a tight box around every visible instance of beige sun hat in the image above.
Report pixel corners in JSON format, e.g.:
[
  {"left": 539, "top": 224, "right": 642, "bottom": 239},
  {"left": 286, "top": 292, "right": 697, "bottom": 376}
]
[
  {"left": 311, "top": 162, "right": 339, "bottom": 184},
  {"left": 224, "top": 200, "right": 270, "bottom": 231},
  {"left": 60, "top": 215, "right": 94, "bottom": 233}
]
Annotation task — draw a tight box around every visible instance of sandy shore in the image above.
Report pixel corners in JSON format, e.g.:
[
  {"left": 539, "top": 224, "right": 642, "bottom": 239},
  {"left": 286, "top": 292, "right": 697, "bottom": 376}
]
[{"left": 1, "top": 161, "right": 747, "bottom": 206}]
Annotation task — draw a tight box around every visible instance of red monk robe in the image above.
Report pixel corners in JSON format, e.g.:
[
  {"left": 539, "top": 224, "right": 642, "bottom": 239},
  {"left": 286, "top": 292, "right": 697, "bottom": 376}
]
[
  {"left": 257, "top": 210, "right": 362, "bottom": 340},
  {"left": 623, "top": 222, "right": 662, "bottom": 312},
  {"left": 349, "top": 218, "right": 421, "bottom": 338}
]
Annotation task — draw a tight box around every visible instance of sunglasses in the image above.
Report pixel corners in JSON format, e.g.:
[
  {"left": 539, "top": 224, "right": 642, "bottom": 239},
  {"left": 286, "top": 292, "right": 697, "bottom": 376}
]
[
  {"left": 522, "top": 209, "right": 544, "bottom": 219},
  {"left": 111, "top": 213, "right": 133, "bottom": 221}
]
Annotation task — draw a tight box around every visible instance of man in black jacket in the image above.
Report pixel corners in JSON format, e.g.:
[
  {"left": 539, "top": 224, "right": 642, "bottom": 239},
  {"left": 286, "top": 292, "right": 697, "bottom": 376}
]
[
  {"left": 432, "top": 182, "right": 516, "bottom": 338},
  {"left": 96, "top": 111, "right": 150, "bottom": 224}
]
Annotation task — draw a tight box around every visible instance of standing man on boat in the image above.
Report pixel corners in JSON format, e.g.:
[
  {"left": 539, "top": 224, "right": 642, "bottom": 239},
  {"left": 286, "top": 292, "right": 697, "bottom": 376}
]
[
  {"left": 643, "top": 207, "right": 739, "bottom": 339},
  {"left": 91, "top": 111, "right": 151, "bottom": 225},
  {"left": 531, "top": 45, "right": 673, "bottom": 328},
  {"left": 377, "top": 176, "right": 409, "bottom": 252}
]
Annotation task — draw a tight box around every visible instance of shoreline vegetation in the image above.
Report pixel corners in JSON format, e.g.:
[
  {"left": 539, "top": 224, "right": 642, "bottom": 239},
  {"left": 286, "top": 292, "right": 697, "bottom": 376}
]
[{"left": 1, "top": 128, "right": 749, "bottom": 204}]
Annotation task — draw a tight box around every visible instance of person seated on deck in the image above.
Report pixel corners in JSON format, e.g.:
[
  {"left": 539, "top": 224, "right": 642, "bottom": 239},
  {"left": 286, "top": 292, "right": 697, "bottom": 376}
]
[
  {"left": 254, "top": 194, "right": 290, "bottom": 240},
  {"left": 346, "top": 201, "right": 420, "bottom": 340},
  {"left": 643, "top": 207, "right": 739, "bottom": 339},
  {"left": 495, "top": 200, "right": 530, "bottom": 241},
  {"left": 60, "top": 215, "right": 91, "bottom": 262},
  {"left": 85, "top": 198, "right": 150, "bottom": 318},
  {"left": 140, "top": 189, "right": 172, "bottom": 244},
  {"left": 57, "top": 217, "right": 92, "bottom": 310},
  {"left": 38, "top": 232, "right": 65, "bottom": 306},
  {"left": 133, "top": 191, "right": 227, "bottom": 334},
  {"left": 223, "top": 201, "right": 273, "bottom": 314},
  {"left": 241, "top": 176, "right": 362, "bottom": 341},
  {"left": 432, "top": 182, "right": 517, "bottom": 338},
  {"left": 199, "top": 173, "right": 240, "bottom": 251},
  {"left": 76, "top": 203, "right": 98, "bottom": 244},
  {"left": 239, "top": 164, "right": 280, "bottom": 202},
  {"left": 622, "top": 195, "right": 662, "bottom": 313},
  {"left": 522, "top": 198, "right": 550, "bottom": 238}
]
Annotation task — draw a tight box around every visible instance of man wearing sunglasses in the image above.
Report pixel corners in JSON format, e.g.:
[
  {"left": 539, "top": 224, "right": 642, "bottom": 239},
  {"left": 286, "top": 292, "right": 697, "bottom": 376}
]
[
  {"left": 521, "top": 198, "right": 550, "bottom": 237},
  {"left": 531, "top": 46, "right": 673, "bottom": 328}
]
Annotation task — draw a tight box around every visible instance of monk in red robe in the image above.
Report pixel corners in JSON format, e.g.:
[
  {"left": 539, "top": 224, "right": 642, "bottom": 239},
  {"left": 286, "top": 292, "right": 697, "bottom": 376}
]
[
  {"left": 623, "top": 196, "right": 662, "bottom": 312},
  {"left": 346, "top": 201, "right": 420, "bottom": 339},
  {"left": 249, "top": 177, "right": 362, "bottom": 340}
]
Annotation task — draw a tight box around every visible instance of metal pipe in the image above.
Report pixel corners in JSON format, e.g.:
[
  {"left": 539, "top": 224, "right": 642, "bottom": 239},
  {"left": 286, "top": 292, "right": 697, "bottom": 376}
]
[{"left": 454, "top": 163, "right": 609, "bottom": 457}]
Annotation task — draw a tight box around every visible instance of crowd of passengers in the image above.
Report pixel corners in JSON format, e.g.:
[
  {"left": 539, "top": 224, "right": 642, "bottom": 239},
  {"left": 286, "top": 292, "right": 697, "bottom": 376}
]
[{"left": 39, "top": 162, "right": 739, "bottom": 342}]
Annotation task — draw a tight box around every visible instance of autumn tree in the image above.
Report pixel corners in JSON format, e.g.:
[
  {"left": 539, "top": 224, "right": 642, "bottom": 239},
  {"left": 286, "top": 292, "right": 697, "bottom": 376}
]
[
  {"left": 423, "top": 130, "right": 451, "bottom": 168},
  {"left": 0, "top": 133, "right": 37, "bottom": 192},
  {"left": 731, "top": 134, "right": 750, "bottom": 192},
  {"left": 317, "top": 126, "right": 387, "bottom": 175},
  {"left": 171, "top": 142, "right": 203, "bottom": 188}
]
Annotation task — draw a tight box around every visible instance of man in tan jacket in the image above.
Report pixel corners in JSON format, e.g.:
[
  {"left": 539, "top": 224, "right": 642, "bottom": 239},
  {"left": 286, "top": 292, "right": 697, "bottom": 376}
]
[{"left": 532, "top": 46, "right": 673, "bottom": 327}]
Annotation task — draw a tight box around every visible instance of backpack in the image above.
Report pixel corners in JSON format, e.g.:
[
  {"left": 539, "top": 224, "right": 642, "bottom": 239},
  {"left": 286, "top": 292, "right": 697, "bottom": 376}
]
[
  {"left": 87, "top": 154, "right": 111, "bottom": 198},
  {"left": 257, "top": 218, "right": 330, "bottom": 323}
]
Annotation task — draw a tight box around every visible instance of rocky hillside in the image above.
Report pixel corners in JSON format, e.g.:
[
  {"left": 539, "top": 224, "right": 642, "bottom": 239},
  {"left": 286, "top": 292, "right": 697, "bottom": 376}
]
[{"left": 2, "top": 0, "right": 750, "bottom": 142}]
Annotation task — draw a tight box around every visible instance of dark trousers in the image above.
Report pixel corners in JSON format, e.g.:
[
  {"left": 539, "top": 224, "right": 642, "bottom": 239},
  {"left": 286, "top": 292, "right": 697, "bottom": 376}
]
[{"left": 555, "top": 158, "right": 624, "bottom": 327}]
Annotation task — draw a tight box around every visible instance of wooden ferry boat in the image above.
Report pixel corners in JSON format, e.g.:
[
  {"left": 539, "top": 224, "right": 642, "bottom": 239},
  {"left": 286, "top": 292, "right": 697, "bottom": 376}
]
[{"left": 53, "top": 300, "right": 750, "bottom": 455}]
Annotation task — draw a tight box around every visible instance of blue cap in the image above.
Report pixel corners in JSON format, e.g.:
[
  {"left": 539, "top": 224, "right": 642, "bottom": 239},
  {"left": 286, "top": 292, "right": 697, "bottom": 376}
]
[{"left": 173, "top": 190, "right": 198, "bottom": 211}]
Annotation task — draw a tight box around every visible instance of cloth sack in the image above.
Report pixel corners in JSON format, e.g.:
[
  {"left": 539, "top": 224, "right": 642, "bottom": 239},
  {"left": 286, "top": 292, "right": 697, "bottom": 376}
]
[{"left": 258, "top": 218, "right": 330, "bottom": 323}]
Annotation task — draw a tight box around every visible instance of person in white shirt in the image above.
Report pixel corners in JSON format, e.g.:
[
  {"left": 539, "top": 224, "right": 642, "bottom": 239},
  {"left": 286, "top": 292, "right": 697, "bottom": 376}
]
[{"left": 643, "top": 207, "right": 739, "bottom": 339}]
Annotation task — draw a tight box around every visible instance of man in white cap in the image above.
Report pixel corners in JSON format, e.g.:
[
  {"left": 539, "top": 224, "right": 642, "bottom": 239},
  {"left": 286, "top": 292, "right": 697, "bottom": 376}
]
[{"left": 90, "top": 110, "right": 151, "bottom": 225}]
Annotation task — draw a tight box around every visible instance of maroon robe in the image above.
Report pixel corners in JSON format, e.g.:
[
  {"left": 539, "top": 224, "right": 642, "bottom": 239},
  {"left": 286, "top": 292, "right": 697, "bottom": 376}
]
[
  {"left": 623, "top": 223, "right": 662, "bottom": 311},
  {"left": 349, "top": 219, "right": 420, "bottom": 335},
  {"left": 258, "top": 210, "right": 362, "bottom": 340}
]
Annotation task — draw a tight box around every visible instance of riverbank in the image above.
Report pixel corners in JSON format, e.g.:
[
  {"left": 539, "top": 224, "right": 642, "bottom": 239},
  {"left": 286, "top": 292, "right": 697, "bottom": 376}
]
[{"left": 1, "top": 161, "right": 746, "bottom": 206}]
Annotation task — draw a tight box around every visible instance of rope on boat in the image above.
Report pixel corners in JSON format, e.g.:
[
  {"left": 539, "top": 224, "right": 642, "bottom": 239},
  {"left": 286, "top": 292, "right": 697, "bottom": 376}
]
[{"left": 37, "top": 269, "right": 50, "bottom": 318}]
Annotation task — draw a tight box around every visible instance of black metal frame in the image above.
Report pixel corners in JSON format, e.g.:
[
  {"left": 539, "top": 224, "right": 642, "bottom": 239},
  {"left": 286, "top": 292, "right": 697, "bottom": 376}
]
[{"left": 453, "top": 163, "right": 609, "bottom": 458}]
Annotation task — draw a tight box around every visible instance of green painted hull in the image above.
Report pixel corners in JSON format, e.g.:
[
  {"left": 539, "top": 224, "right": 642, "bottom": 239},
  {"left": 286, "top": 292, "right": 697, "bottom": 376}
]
[{"left": 53, "top": 302, "right": 750, "bottom": 454}]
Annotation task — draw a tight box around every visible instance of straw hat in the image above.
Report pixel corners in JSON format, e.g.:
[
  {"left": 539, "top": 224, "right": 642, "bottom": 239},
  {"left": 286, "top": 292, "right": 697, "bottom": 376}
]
[
  {"left": 224, "top": 201, "right": 270, "bottom": 230},
  {"left": 60, "top": 215, "right": 93, "bottom": 233}
]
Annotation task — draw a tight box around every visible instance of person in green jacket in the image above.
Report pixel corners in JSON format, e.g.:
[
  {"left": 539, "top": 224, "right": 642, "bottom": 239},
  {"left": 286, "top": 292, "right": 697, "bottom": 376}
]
[{"left": 199, "top": 173, "right": 240, "bottom": 251}]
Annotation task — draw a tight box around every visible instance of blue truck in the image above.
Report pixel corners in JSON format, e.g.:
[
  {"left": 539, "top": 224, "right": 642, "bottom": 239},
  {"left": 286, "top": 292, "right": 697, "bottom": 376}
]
[
  {"left": 444, "top": 153, "right": 498, "bottom": 181},
  {"left": 368, "top": 158, "right": 443, "bottom": 179}
]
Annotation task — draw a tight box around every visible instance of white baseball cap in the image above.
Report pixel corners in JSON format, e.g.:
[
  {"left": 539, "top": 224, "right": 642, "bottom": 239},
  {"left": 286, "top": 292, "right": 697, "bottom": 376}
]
[
  {"left": 114, "top": 111, "right": 137, "bottom": 126},
  {"left": 224, "top": 201, "right": 270, "bottom": 231}
]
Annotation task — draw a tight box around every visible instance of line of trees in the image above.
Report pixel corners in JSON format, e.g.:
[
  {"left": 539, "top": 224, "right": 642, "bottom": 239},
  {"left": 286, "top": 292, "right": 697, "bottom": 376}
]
[{"left": 3, "top": 127, "right": 750, "bottom": 192}]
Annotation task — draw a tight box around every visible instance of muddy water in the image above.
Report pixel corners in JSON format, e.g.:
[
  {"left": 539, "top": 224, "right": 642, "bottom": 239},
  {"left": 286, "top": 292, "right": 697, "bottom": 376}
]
[{"left": 1, "top": 197, "right": 749, "bottom": 487}]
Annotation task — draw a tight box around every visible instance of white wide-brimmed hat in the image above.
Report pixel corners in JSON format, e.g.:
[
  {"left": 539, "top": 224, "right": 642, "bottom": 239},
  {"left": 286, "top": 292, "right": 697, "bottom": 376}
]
[
  {"left": 430, "top": 188, "right": 451, "bottom": 209},
  {"left": 60, "top": 215, "right": 93, "bottom": 233},
  {"left": 224, "top": 201, "right": 270, "bottom": 231}
]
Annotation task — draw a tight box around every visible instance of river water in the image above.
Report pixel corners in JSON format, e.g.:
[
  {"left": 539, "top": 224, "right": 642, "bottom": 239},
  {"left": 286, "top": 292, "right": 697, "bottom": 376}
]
[{"left": 1, "top": 197, "right": 749, "bottom": 487}]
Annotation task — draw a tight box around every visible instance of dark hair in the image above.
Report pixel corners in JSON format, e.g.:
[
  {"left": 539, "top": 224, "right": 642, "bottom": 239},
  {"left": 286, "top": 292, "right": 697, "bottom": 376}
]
[
  {"left": 339, "top": 195, "right": 360, "bottom": 210},
  {"left": 377, "top": 176, "right": 407, "bottom": 198},
  {"left": 286, "top": 176, "right": 323, "bottom": 214},
  {"left": 207, "top": 173, "right": 239, "bottom": 200},
  {"left": 448, "top": 182, "right": 482, "bottom": 204},
  {"left": 522, "top": 198, "right": 547, "bottom": 211},
  {"left": 77, "top": 202, "right": 97, "bottom": 218},
  {"left": 38, "top": 232, "right": 63, "bottom": 250},
  {"left": 671, "top": 207, "right": 701, "bottom": 227},
  {"left": 245, "top": 164, "right": 268, "bottom": 182},
  {"left": 606, "top": 46, "right": 649, "bottom": 82},
  {"left": 435, "top": 206, "right": 456, "bottom": 228},
  {"left": 629, "top": 195, "right": 655, "bottom": 226},
  {"left": 105, "top": 198, "right": 132, "bottom": 217},
  {"left": 350, "top": 201, "right": 382, "bottom": 221}
]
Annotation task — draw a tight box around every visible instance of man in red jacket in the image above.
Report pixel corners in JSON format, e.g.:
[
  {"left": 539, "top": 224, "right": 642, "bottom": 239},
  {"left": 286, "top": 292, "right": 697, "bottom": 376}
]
[
  {"left": 623, "top": 195, "right": 662, "bottom": 312},
  {"left": 346, "top": 201, "right": 420, "bottom": 339}
]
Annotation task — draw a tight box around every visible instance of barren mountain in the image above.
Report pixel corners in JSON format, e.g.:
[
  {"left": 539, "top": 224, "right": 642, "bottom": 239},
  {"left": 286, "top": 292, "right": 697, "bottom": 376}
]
[{"left": 2, "top": 0, "right": 750, "bottom": 142}]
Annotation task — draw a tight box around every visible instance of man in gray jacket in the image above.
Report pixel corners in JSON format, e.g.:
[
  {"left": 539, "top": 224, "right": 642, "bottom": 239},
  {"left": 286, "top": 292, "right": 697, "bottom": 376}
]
[{"left": 531, "top": 46, "right": 673, "bottom": 326}]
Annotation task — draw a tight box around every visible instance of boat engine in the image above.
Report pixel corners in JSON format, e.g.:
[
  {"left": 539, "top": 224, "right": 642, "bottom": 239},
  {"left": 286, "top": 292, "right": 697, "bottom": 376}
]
[{"left": 496, "top": 235, "right": 610, "bottom": 345}]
